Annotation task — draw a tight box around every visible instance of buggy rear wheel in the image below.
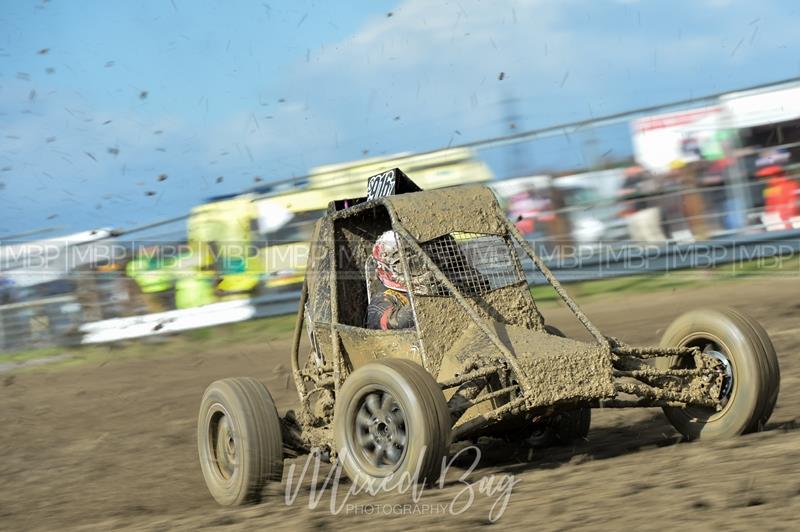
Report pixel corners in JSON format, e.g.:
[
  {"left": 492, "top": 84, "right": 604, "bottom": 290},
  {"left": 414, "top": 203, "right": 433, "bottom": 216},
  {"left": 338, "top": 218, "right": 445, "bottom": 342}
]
[
  {"left": 551, "top": 407, "right": 591, "bottom": 443},
  {"left": 197, "top": 377, "right": 284, "bottom": 506},
  {"left": 334, "top": 359, "right": 451, "bottom": 487},
  {"left": 660, "top": 307, "right": 779, "bottom": 440}
]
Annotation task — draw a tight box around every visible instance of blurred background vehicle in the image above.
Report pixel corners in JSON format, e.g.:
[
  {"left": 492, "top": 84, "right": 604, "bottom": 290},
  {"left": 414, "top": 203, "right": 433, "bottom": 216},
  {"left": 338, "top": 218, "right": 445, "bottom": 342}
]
[{"left": 121, "top": 147, "right": 494, "bottom": 313}]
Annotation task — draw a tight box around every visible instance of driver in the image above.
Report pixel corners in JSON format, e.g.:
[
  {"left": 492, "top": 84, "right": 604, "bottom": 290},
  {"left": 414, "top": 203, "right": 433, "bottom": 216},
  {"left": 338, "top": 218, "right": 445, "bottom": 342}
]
[{"left": 366, "top": 231, "right": 417, "bottom": 330}]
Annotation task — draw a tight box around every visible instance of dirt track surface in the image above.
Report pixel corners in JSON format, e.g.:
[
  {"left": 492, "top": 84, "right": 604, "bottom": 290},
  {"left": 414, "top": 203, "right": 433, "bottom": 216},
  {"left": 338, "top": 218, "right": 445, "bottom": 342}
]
[{"left": 2, "top": 277, "right": 799, "bottom": 531}]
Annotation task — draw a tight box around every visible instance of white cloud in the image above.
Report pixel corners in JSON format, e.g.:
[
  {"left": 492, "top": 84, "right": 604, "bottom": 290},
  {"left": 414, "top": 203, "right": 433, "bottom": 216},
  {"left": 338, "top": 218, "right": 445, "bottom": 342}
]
[{"left": 263, "top": 0, "right": 800, "bottom": 158}]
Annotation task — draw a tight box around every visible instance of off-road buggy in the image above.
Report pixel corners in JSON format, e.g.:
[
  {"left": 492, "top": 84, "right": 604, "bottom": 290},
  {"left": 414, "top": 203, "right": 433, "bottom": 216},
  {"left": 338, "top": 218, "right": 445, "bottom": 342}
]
[{"left": 197, "top": 169, "right": 780, "bottom": 506}]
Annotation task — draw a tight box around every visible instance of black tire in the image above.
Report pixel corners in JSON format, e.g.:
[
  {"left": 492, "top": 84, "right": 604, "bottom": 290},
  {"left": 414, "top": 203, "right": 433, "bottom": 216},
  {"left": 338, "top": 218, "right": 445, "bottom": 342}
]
[
  {"left": 519, "top": 408, "right": 591, "bottom": 448},
  {"left": 334, "top": 359, "right": 451, "bottom": 487},
  {"left": 551, "top": 408, "right": 591, "bottom": 443},
  {"left": 198, "top": 377, "right": 284, "bottom": 506},
  {"left": 660, "top": 307, "right": 780, "bottom": 440}
]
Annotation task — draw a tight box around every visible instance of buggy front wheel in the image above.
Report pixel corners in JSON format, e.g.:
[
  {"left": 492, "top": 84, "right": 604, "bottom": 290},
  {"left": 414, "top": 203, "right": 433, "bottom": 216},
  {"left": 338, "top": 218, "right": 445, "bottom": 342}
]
[{"left": 334, "top": 359, "right": 451, "bottom": 487}]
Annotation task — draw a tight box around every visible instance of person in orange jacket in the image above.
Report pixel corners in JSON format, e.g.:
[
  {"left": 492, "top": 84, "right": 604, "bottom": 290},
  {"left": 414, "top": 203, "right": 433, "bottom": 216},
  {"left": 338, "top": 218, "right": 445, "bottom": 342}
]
[{"left": 757, "top": 165, "right": 798, "bottom": 223}]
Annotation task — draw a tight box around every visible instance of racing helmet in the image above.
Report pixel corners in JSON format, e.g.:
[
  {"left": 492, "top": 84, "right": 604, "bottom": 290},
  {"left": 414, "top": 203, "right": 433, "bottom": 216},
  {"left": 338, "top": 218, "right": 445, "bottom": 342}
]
[
  {"left": 372, "top": 231, "right": 406, "bottom": 291},
  {"left": 371, "top": 231, "right": 432, "bottom": 294}
]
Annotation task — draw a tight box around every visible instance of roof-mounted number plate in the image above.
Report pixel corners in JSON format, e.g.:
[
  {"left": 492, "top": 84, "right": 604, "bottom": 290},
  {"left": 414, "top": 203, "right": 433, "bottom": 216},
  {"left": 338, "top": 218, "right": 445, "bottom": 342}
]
[{"left": 366, "top": 168, "right": 422, "bottom": 200}]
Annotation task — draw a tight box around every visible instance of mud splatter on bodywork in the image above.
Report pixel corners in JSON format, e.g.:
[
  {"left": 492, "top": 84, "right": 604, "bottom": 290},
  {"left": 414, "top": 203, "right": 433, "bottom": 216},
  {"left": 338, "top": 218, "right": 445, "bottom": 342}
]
[
  {"left": 288, "top": 181, "right": 725, "bottom": 448},
  {"left": 387, "top": 186, "right": 506, "bottom": 241}
]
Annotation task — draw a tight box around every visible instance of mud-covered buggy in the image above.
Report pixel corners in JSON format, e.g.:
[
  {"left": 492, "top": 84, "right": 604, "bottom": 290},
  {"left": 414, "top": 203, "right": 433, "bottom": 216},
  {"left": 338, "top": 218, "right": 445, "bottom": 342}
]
[{"left": 197, "top": 169, "right": 780, "bottom": 505}]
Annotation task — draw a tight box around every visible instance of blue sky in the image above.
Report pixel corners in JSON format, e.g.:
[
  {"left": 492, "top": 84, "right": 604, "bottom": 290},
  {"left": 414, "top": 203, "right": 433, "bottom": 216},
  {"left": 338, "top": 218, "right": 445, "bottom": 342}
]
[{"left": 1, "top": 0, "right": 799, "bottom": 236}]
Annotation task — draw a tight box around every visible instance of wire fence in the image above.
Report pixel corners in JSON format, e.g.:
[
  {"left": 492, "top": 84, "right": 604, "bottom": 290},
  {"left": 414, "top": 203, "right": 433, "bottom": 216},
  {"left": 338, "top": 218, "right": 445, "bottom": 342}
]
[{"left": 0, "top": 295, "right": 82, "bottom": 352}]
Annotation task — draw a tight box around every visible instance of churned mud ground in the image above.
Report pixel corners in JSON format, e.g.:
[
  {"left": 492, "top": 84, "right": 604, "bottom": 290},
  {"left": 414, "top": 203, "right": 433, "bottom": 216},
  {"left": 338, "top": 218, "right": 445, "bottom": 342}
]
[{"left": 1, "top": 277, "right": 799, "bottom": 531}]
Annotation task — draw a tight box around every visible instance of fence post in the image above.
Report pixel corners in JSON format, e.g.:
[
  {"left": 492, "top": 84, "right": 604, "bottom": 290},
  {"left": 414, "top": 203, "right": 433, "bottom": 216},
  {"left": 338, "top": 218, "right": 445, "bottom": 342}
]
[
  {"left": 0, "top": 307, "right": 5, "bottom": 352},
  {"left": 726, "top": 129, "right": 753, "bottom": 230}
]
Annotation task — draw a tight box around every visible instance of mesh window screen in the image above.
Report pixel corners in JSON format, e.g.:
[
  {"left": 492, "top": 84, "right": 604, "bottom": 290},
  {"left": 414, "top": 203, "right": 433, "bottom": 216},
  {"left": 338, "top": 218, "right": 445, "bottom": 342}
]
[{"left": 416, "top": 232, "right": 524, "bottom": 296}]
